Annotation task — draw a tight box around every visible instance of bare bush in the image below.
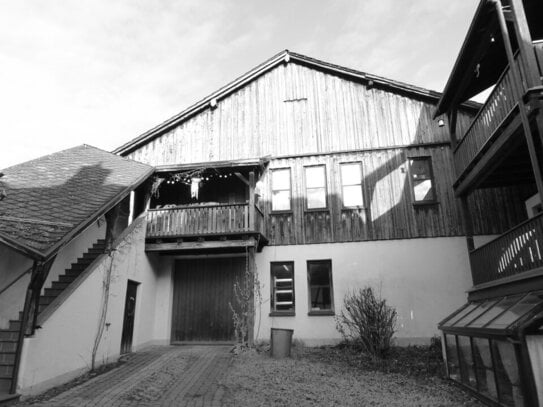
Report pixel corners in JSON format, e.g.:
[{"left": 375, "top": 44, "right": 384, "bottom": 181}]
[{"left": 335, "top": 287, "right": 397, "bottom": 359}]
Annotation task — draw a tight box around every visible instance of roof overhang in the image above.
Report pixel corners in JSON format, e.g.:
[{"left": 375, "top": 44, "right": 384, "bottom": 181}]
[
  {"left": 153, "top": 157, "right": 270, "bottom": 174},
  {"left": 435, "top": 0, "right": 508, "bottom": 117},
  {"left": 0, "top": 166, "right": 154, "bottom": 262}
]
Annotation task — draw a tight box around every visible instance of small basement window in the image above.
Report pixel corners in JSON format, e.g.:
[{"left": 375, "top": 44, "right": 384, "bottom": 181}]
[
  {"left": 307, "top": 260, "right": 334, "bottom": 315},
  {"left": 270, "top": 262, "right": 295, "bottom": 315},
  {"left": 439, "top": 291, "right": 543, "bottom": 406}
]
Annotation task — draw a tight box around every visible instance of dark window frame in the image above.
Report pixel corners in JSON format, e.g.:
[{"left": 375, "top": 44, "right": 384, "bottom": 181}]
[
  {"left": 270, "top": 261, "right": 295, "bottom": 316},
  {"left": 339, "top": 161, "right": 365, "bottom": 209},
  {"left": 270, "top": 167, "right": 292, "bottom": 213},
  {"left": 303, "top": 164, "right": 328, "bottom": 211},
  {"left": 408, "top": 156, "right": 438, "bottom": 205},
  {"left": 306, "top": 259, "right": 334, "bottom": 316}
]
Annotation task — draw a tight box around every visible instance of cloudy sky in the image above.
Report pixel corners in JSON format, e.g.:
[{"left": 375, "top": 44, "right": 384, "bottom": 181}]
[{"left": 0, "top": 1, "right": 478, "bottom": 168}]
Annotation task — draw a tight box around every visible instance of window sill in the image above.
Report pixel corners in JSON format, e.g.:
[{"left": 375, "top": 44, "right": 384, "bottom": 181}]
[
  {"left": 271, "top": 210, "right": 293, "bottom": 215},
  {"left": 308, "top": 310, "right": 335, "bottom": 316},
  {"left": 412, "top": 201, "right": 439, "bottom": 207},
  {"left": 269, "top": 311, "right": 295, "bottom": 317},
  {"left": 341, "top": 206, "right": 366, "bottom": 211},
  {"left": 304, "top": 208, "right": 330, "bottom": 213}
]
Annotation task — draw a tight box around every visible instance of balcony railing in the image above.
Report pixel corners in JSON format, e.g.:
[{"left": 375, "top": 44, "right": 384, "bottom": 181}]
[
  {"left": 470, "top": 213, "right": 543, "bottom": 286},
  {"left": 146, "top": 203, "right": 265, "bottom": 239},
  {"left": 453, "top": 52, "right": 524, "bottom": 179}
]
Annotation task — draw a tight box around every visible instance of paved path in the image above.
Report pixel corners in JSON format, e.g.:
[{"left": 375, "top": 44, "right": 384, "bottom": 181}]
[{"left": 18, "top": 345, "right": 232, "bottom": 407}]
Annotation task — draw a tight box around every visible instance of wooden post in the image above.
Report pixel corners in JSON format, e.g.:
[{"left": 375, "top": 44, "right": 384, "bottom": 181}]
[
  {"left": 128, "top": 190, "right": 135, "bottom": 225},
  {"left": 105, "top": 204, "right": 121, "bottom": 252},
  {"left": 447, "top": 108, "right": 458, "bottom": 150},
  {"left": 460, "top": 195, "right": 475, "bottom": 252},
  {"left": 29, "top": 257, "right": 56, "bottom": 334},
  {"left": 247, "top": 245, "right": 256, "bottom": 347},
  {"left": 508, "top": 0, "right": 540, "bottom": 88},
  {"left": 249, "top": 171, "right": 255, "bottom": 231},
  {"left": 494, "top": 0, "right": 543, "bottom": 202}
]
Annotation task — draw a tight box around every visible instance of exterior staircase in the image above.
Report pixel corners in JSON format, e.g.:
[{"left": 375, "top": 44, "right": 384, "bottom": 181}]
[{"left": 0, "top": 239, "right": 106, "bottom": 397}]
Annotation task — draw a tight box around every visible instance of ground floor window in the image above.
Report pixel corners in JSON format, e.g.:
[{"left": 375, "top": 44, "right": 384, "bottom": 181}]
[
  {"left": 307, "top": 260, "right": 334, "bottom": 315},
  {"left": 270, "top": 262, "right": 295, "bottom": 315}
]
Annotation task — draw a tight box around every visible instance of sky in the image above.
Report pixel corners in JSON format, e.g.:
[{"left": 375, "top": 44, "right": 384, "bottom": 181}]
[{"left": 0, "top": 0, "right": 479, "bottom": 169}]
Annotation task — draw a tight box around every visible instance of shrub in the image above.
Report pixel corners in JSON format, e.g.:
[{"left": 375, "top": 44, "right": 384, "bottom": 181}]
[{"left": 335, "top": 287, "right": 397, "bottom": 359}]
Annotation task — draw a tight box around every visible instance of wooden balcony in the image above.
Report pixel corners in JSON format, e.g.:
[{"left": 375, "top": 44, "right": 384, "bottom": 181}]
[
  {"left": 453, "top": 52, "right": 524, "bottom": 182},
  {"left": 470, "top": 213, "right": 543, "bottom": 286},
  {"left": 145, "top": 203, "right": 267, "bottom": 252}
]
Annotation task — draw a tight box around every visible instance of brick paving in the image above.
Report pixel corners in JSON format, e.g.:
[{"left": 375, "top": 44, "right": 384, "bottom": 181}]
[{"left": 17, "top": 345, "right": 232, "bottom": 407}]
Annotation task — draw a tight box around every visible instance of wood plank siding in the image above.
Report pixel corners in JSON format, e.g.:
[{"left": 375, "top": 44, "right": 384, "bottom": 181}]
[
  {"left": 126, "top": 62, "right": 460, "bottom": 164},
  {"left": 123, "top": 59, "right": 527, "bottom": 245}
]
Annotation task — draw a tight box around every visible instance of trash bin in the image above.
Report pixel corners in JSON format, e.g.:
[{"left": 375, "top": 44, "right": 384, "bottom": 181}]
[{"left": 270, "top": 328, "right": 294, "bottom": 358}]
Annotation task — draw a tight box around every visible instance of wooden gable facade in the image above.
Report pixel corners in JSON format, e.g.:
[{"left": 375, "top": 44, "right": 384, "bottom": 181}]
[{"left": 117, "top": 51, "right": 527, "bottom": 247}]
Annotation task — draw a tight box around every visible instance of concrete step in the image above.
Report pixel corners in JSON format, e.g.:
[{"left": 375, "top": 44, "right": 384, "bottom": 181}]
[
  {"left": 51, "top": 282, "right": 70, "bottom": 291},
  {"left": 43, "top": 288, "right": 63, "bottom": 297},
  {"left": 38, "top": 296, "right": 55, "bottom": 307},
  {"left": 0, "top": 392, "right": 20, "bottom": 406},
  {"left": 0, "top": 378, "right": 12, "bottom": 396},
  {"left": 0, "top": 354, "right": 15, "bottom": 365},
  {"left": 0, "top": 366, "right": 13, "bottom": 378},
  {"left": 0, "top": 332, "right": 17, "bottom": 342},
  {"left": 0, "top": 343, "right": 16, "bottom": 353},
  {"left": 58, "top": 275, "right": 76, "bottom": 284}
]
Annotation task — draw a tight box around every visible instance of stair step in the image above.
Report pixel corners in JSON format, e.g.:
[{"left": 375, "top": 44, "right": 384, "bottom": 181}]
[
  {"left": 0, "top": 377, "right": 12, "bottom": 395},
  {"left": 0, "top": 354, "right": 15, "bottom": 365},
  {"left": 74, "top": 258, "right": 93, "bottom": 266},
  {"left": 0, "top": 343, "right": 16, "bottom": 353},
  {"left": 38, "top": 296, "right": 55, "bottom": 307},
  {"left": 0, "top": 365, "right": 13, "bottom": 378},
  {"left": 67, "top": 264, "right": 87, "bottom": 272},
  {"left": 7, "top": 321, "right": 19, "bottom": 332},
  {"left": 64, "top": 269, "right": 83, "bottom": 278},
  {"left": 43, "top": 288, "right": 63, "bottom": 297},
  {"left": 87, "top": 248, "right": 104, "bottom": 254},
  {"left": 58, "top": 275, "right": 76, "bottom": 284},
  {"left": 51, "top": 282, "right": 70, "bottom": 290},
  {"left": 0, "top": 332, "right": 17, "bottom": 341}
]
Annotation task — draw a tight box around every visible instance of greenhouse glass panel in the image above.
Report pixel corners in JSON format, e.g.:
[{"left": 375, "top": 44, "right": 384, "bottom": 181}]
[
  {"left": 458, "top": 336, "right": 477, "bottom": 388},
  {"left": 468, "top": 296, "right": 522, "bottom": 328},
  {"left": 492, "top": 339, "right": 524, "bottom": 407},
  {"left": 445, "top": 334, "right": 460, "bottom": 381},
  {"left": 487, "top": 293, "right": 542, "bottom": 329},
  {"left": 473, "top": 337, "right": 498, "bottom": 400}
]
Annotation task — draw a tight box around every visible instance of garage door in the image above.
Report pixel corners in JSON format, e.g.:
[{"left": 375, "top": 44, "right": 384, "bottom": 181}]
[{"left": 172, "top": 257, "right": 244, "bottom": 342}]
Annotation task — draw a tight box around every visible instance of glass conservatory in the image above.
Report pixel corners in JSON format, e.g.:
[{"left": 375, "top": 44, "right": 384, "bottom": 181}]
[{"left": 439, "top": 292, "right": 543, "bottom": 406}]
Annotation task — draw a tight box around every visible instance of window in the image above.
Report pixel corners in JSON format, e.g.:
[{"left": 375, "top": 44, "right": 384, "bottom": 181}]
[
  {"left": 307, "top": 260, "right": 334, "bottom": 315},
  {"left": 271, "top": 262, "right": 294, "bottom": 315},
  {"left": 305, "top": 165, "right": 327, "bottom": 209},
  {"left": 409, "top": 157, "right": 436, "bottom": 203},
  {"left": 271, "top": 168, "right": 291, "bottom": 211},
  {"left": 340, "top": 162, "right": 363, "bottom": 207}
]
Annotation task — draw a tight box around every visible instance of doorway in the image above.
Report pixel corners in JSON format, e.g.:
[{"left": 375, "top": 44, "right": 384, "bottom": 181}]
[{"left": 120, "top": 280, "right": 138, "bottom": 354}]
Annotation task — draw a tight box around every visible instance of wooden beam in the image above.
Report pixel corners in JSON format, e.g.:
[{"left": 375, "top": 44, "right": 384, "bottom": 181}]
[
  {"left": 145, "top": 238, "right": 257, "bottom": 252},
  {"left": 447, "top": 108, "right": 458, "bottom": 149},
  {"left": 460, "top": 196, "right": 475, "bottom": 253},
  {"left": 234, "top": 172, "right": 249, "bottom": 186},
  {"left": 249, "top": 172, "right": 255, "bottom": 231}
]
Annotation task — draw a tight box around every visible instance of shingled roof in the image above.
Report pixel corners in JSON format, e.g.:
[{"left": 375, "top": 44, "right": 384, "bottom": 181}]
[{"left": 0, "top": 145, "right": 154, "bottom": 260}]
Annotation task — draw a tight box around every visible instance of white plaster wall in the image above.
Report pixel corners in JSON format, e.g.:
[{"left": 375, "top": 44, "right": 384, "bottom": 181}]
[
  {"left": 17, "top": 218, "right": 161, "bottom": 395},
  {"left": 151, "top": 257, "right": 174, "bottom": 346},
  {"left": 42, "top": 218, "right": 106, "bottom": 293},
  {"left": 0, "top": 245, "right": 33, "bottom": 328},
  {"left": 255, "top": 237, "right": 475, "bottom": 346}
]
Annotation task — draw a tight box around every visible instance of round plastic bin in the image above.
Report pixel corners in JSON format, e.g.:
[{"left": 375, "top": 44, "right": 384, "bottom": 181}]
[{"left": 270, "top": 328, "right": 294, "bottom": 358}]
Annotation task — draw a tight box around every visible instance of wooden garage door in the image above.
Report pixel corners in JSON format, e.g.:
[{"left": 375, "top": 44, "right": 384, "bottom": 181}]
[{"left": 172, "top": 257, "right": 244, "bottom": 342}]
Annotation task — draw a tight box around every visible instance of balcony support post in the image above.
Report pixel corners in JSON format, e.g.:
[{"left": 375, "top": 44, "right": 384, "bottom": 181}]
[
  {"left": 460, "top": 195, "right": 475, "bottom": 253},
  {"left": 249, "top": 171, "right": 255, "bottom": 231},
  {"left": 247, "top": 245, "right": 255, "bottom": 347},
  {"left": 494, "top": 0, "right": 543, "bottom": 201},
  {"left": 508, "top": 0, "right": 540, "bottom": 88},
  {"left": 447, "top": 108, "right": 458, "bottom": 149}
]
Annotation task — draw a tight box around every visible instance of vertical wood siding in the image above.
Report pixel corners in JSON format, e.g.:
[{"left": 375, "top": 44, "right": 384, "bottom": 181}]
[
  {"left": 126, "top": 62, "right": 467, "bottom": 165},
  {"left": 258, "top": 150, "right": 527, "bottom": 245}
]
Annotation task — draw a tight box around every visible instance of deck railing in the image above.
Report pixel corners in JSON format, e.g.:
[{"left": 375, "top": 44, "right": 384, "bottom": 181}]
[
  {"left": 470, "top": 213, "right": 543, "bottom": 286},
  {"left": 453, "top": 52, "right": 524, "bottom": 178},
  {"left": 146, "top": 203, "right": 265, "bottom": 238}
]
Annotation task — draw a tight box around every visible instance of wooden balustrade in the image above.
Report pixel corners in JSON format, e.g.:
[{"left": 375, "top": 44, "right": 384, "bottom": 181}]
[
  {"left": 146, "top": 203, "right": 265, "bottom": 238},
  {"left": 453, "top": 52, "right": 523, "bottom": 178},
  {"left": 535, "top": 42, "right": 543, "bottom": 78},
  {"left": 470, "top": 213, "right": 543, "bottom": 286}
]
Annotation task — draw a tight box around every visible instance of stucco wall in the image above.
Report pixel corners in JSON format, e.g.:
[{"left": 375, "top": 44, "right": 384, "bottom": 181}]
[
  {"left": 17, "top": 217, "right": 163, "bottom": 395},
  {"left": 255, "top": 236, "right": 479, "bottom": 346},
  {"left": 0, "top": 245, "right": 33, "bottom": 329}
]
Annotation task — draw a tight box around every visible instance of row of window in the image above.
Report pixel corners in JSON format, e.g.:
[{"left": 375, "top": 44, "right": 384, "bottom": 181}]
[
  {"left": 270, "top": 157, "right": 437, "bottom": 211},
  {"left": 270, "top": 260, "right": 334, "bottom": 315}
]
